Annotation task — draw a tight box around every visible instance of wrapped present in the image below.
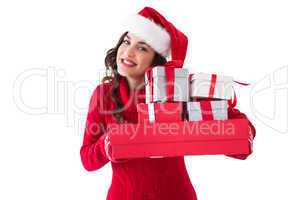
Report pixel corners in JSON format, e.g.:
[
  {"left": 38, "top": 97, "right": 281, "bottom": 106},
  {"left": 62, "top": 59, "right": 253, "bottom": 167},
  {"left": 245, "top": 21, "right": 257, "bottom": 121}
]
[
  {"left": 107, "top": 119, "right": 250, "bottom": 159},
  {"left": 187, "top": 100, "right": 228, "bottom": 121},
  {"left": 145, "top": 66, "right": 189, "bottom": 103},
  {"left": 190, "top": 73, "right": 233, "bottom": 100},
  {"left": 137, "top": 102, "right": 183, "bottom": 123}
]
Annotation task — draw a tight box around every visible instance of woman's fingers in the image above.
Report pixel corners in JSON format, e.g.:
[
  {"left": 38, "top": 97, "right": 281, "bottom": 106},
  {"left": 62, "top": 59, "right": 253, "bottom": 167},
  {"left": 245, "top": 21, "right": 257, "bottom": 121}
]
[{"left": 104, "top": 136, "right": 112, "bottom": 161}]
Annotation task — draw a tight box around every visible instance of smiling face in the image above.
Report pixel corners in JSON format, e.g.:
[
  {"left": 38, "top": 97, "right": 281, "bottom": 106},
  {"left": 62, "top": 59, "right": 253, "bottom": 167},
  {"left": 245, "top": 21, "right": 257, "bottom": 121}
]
[{"left": 116, "top": 33, "right": 156, "bottom": 86}]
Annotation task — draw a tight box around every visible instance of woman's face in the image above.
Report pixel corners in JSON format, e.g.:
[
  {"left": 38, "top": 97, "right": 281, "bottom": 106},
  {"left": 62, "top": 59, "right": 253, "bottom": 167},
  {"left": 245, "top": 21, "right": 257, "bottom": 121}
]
[{"left": 116, "top": 33, "right": 155, "bottom": 80}]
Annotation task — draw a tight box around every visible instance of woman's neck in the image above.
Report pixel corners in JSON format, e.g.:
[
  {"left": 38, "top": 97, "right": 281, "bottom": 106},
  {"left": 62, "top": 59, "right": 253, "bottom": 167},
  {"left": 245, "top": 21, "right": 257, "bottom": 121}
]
[{"left": 126, "top": 76, "right": 145, "bottom": 90}]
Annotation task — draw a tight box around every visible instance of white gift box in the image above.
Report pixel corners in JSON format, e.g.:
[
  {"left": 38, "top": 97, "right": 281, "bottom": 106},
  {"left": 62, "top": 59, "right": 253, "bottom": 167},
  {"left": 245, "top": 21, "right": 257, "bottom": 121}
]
[
  {"left": 145, "top": 66, "right": 189, "bottom": 103},
  {"left": 187, "top": 100, "right": 228, "bottom": 121},
  {"left": 190, "top": 73, "right": 233, "bottom": 100}
]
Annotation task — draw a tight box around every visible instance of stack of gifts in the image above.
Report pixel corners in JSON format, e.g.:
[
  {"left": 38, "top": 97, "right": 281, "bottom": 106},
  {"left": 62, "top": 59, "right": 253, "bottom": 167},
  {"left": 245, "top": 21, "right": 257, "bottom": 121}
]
[
  {"left": 187, "top": 72, "right": 233, "bottom": 121},
  {"left": 139, "top": 66, "right": 188, "bottom": 123},
  {"left": 107, "top": 65, "right": 250, "bottom": 160},
  {"left": 140, "top": 66, "right": 231, "bottom": 123}
]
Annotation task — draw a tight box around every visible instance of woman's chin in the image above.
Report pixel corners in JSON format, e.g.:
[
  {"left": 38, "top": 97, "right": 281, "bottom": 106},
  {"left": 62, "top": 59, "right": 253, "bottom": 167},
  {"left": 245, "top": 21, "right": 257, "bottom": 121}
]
[{"left": 117, "top": 68, "right": 132, "bottom": 77}]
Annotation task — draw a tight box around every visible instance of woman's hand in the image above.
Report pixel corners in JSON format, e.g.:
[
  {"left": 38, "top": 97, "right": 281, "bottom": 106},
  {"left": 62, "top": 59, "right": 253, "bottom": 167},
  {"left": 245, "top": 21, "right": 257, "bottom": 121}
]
[{"left": 104, "top": 134, "right": 129, "bottom": 163}]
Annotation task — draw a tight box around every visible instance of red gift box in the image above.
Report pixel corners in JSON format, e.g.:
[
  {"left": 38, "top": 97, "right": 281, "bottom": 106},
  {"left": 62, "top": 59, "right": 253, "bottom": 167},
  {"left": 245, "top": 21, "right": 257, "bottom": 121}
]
[
  {"left": 137, "top": 102, "right": 183, "bottom": 123},
  {"left": 107, "top": 119, "right": 250, "bottom": 160}
]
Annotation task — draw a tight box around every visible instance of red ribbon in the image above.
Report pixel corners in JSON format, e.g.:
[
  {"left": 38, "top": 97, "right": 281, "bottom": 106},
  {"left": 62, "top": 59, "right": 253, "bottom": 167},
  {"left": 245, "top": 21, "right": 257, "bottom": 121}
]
[
  {"left": 146, "top": 59, "right": 184, "bottom": 103},
  {"left": 164, "top": 60, "right": 183, "bottom": 102},
  {"left": 164, "top": 60, "right": 184, "bottom": 68},
  {"left": 199, "top": 101, "right": 213, "bottom": 120},
  {"left": 208, "top": 74, "right": 217, "bottom": 98},
  {"left": 227, "top": 89, "right": 237, "bottom": 108},
  {"left": 145, "top": 69, "right": 154, "bottom": 102},
  {"left": 227, "top": 80, "right": 250, "bottom": 108},
  {"left": 145, "top": 60, "right": 184, "bottom": 103},
  {"left": 164, "top": 67, "right": 175, "bottom": 102}
]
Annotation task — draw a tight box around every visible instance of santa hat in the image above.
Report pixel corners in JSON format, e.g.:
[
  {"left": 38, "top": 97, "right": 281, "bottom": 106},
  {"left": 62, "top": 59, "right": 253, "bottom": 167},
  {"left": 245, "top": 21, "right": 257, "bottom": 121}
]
[{"left": 121, "top": 7, "right": 188, "bottom": 67}]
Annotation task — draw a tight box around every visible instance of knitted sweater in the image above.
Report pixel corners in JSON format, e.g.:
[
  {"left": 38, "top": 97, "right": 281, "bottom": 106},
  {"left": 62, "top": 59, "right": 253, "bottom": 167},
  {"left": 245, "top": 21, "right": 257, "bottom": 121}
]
[{"left": 80, "top": 76, "right": 255, "bottom": 200}]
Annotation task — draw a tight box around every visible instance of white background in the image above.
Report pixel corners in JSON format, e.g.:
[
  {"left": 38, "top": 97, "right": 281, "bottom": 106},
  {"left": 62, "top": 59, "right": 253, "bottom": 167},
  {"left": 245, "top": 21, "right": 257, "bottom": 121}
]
[{"left": 0, "top": 0, "right": 298, "bottom": 199}]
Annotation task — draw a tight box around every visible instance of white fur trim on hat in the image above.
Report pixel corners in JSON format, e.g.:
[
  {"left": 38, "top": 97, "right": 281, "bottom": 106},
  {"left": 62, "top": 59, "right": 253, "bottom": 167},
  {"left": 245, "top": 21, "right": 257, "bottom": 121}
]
[{"left": 121, "top": 14, "right": 171, "bottom": 57}]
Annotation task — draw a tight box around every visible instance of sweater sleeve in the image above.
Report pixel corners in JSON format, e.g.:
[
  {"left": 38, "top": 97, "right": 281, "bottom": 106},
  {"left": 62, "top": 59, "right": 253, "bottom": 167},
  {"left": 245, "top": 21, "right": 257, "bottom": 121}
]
[
  {"left": 80, "top": 84, "right": 110, "bottom": 171},
  {"left": 225, "top": 107, "right": 256, "bottom": 160}
]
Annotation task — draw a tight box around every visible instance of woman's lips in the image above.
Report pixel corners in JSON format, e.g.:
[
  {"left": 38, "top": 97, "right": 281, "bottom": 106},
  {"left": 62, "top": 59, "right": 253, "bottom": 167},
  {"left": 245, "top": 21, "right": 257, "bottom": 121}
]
[{"left": 121, "top": 58, "right": 136, "bottom": 68}]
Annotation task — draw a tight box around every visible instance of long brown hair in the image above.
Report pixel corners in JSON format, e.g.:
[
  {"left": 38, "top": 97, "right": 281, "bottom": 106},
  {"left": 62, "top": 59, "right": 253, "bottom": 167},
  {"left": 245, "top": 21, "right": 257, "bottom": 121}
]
[{"left": 102, "top": 32, "right": 166, "bottom": 123}]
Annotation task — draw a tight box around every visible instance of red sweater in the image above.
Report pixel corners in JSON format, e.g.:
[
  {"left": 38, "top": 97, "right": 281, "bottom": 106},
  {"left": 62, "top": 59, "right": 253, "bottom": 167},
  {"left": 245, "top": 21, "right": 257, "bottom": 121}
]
[{"left": 80, "top": 76, "right": 255, "bottom": 200}]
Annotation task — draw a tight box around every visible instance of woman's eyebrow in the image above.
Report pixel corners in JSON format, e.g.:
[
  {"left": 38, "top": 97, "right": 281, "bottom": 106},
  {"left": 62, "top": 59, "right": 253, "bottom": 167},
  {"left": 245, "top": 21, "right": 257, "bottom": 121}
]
[
  {"left": 126, "top": 35, "right": 150, "bottom": 47},
  {"left": 138, "top": 41, "right": 150, "bottom": 47}
]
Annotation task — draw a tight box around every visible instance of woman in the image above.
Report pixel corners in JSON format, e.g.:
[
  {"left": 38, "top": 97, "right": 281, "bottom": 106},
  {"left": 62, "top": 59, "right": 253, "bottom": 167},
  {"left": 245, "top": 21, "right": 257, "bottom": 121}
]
[{"left": 80, "top": 7, "right": 255, "bottom": 200}]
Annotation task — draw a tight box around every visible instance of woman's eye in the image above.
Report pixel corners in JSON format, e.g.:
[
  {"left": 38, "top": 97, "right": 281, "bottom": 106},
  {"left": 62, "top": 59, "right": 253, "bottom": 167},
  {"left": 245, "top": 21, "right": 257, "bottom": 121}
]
[
  {"left": 138, "top": 47, "right": 148, "bottom": 52},
  {"left": 122, "top": 39, "right": 130, "bottom": 45}
]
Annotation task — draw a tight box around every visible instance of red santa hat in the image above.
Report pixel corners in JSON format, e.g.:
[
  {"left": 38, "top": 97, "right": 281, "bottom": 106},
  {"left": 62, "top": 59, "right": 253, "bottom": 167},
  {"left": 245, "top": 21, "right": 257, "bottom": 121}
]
[{"left": 121, "top": 7, "right": 188, "bottom": 67}]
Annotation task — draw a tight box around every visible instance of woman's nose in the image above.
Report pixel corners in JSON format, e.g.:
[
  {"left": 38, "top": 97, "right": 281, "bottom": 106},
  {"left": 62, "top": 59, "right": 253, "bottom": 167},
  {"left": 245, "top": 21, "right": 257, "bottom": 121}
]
[{"left": 123, "top": 45, "right": 135, "bottom": 58}]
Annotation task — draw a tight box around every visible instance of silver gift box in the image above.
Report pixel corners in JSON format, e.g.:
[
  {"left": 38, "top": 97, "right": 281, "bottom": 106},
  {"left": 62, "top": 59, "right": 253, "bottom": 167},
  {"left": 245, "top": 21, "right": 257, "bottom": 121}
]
[
  {"left": 145, "top": 66, "right": 189, "bottom": 103},
  {"left": 190, "top": 73, "right": 233, "bottom": 100},
  {"left": 187, "top": 100, "right": 228, "bottom": 121}
]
